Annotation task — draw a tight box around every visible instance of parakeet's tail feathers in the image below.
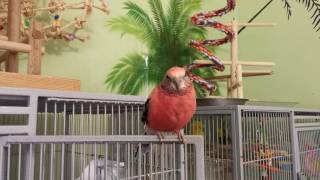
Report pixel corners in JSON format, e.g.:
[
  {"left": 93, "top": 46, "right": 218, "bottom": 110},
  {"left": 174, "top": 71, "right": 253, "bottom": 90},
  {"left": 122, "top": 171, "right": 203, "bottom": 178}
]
[
  {"left": 141, "top": 99, "right": 150, "bottom": 124},
  {"left": 138, "top": 98, "right": 150, "bottom": 161}
]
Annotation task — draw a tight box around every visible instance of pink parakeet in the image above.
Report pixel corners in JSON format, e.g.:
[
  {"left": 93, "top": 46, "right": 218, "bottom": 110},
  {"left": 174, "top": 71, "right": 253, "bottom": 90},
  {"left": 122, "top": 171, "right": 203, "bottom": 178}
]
[{"left": 142, "top": 66, "right": 196, "bottom": 143}]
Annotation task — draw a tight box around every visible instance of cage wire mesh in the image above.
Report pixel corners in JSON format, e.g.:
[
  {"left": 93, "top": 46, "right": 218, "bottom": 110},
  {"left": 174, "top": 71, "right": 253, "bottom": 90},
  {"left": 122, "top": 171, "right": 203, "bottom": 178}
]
[
  {"left": 185, "top": 113, "right": 233, "bottom": 180},
  {"left": 294, "top": 111, "right": 320, "bottom": 124},
  {"left": 297, "top": 130, "right": 320, "bottom": 179},
  {"left": 294, "top": 111, "right": 320, "bottom": 179},
  {"left": 36, "top": 98, "right": 145, "bottom": 136},
  {"left": 3, "top": 136, "right": 201, "bottom": 180},
  {"left": 0, "top": 114, "right": 28, "bottom": 126},
  {"left": 34, "top": 97, "right": 200, "bottom": 180},
  {"left": 241, "top": 111, "right": 294, "bottom": 180}
]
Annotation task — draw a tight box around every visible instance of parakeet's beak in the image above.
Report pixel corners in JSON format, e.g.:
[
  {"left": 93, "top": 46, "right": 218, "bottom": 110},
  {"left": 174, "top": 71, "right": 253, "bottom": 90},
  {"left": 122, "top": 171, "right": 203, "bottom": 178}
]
[
  {"left": 173, "top": 77, "right": 185, "bottom": 91},
  {"left": 173, "top": 79, "right": 179, "bottom": 91}
]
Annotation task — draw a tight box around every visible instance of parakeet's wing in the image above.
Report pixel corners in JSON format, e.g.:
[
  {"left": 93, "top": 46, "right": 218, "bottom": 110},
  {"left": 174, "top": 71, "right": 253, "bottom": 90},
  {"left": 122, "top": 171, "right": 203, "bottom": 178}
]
[
  {"left": 141, "top": 98, "right": 150, "bottom": 125},
  {"left": 134, "top": 98, "right": 150, "bottom": 158}
]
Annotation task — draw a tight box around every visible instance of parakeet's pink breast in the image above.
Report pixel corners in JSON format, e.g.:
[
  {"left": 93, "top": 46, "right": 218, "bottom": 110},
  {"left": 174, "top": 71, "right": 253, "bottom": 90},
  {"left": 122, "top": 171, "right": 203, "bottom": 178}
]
[{"left": 147, "top": 85, "right": 196, "bottom": 132}]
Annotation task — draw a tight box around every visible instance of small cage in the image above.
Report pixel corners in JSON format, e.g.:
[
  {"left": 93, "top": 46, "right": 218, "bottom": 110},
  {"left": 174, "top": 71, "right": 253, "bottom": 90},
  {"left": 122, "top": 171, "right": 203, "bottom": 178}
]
[
  {"left": 0, "top": 88, "right": 205, "bottom": 180},
  {"left": 2, "top": 136, "right": 204, "bottom": 180}
]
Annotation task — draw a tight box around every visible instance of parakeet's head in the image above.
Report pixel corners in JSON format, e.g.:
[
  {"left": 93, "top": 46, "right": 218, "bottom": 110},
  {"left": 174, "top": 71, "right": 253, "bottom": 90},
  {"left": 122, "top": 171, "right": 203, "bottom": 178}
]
[{"left": 161, "top": 66, "right": 192, "bottom": 93}]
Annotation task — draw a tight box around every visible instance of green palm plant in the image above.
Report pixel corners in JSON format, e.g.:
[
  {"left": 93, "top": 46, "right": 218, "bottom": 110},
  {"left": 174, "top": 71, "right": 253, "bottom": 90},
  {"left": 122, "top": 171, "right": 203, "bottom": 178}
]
[
  {"left": 105, "top": 0, "right": 217, "bottom": 96},
  {"left": 246, "top": 0, "right": 320, "bottom": 33},
  {"left": 282, "top": 0, "right": 320, "bottom": 31}
]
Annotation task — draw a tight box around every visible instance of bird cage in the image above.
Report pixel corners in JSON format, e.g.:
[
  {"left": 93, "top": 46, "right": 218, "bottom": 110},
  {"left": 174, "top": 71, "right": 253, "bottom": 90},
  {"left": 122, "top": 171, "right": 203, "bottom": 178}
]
[
  {"left": 186, "top": 105, "right": 320, "bottom": 180},
  {"left": 0, "top": 87, "right": 205, "bottom": 180}
]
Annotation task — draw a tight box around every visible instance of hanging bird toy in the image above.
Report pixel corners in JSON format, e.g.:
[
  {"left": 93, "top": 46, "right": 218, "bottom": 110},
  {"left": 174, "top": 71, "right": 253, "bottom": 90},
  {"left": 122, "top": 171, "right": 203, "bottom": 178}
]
[
  {"left": 0, "top": 0, "right": 110, "bottom": 42},
  {"left": 186, "top": 0, "right": 236, "bottom": 93}
]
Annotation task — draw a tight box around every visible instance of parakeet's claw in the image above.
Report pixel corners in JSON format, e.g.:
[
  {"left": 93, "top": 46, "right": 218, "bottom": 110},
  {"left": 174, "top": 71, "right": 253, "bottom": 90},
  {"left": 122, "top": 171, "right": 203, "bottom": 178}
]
[
  {"left": 179, "top": 135, "right": 186, "bottom": 144},
  {"left": 157, "top": 132, "right": 164, "bottom": 142},
  {"left": 175, "top": 130, "right": 186, "bottom": 144}
]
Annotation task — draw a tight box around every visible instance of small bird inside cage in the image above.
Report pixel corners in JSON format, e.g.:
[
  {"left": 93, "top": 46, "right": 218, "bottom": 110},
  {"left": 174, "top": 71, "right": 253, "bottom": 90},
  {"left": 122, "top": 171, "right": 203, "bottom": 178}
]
[{"left": 75, "top": 159, "right": 125, "bottom": 180}]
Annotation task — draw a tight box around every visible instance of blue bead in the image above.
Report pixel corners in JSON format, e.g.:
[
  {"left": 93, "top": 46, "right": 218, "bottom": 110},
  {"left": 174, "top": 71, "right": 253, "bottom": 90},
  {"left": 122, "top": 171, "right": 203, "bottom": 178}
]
[{"left": 54, "top": 15, "right": 60, "bottom": 20}]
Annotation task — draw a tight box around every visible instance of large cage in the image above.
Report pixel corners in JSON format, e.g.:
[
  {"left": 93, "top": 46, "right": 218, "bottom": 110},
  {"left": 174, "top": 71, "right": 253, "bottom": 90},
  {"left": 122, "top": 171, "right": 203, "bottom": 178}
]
[
  {"left": 0, "top": 87, "right": 319, "bottom": 180},
  {"left": 186, "top": 106, "right": 320, "bottom": 180}
]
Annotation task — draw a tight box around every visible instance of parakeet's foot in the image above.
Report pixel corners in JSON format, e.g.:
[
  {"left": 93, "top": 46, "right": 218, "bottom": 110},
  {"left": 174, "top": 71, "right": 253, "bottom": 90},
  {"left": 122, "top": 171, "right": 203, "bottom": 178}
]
[
  {"left": 175, "top": 130, "right": 186, "bottom": 144},
  {"left": 157, "top": 132, "right": 164, "bottom": 142}
]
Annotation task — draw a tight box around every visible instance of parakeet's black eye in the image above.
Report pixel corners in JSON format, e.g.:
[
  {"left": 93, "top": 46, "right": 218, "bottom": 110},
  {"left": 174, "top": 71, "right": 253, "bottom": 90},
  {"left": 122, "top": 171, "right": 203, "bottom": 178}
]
[{"left": 166, "top": 75, "right": 170, "bottom": 79}]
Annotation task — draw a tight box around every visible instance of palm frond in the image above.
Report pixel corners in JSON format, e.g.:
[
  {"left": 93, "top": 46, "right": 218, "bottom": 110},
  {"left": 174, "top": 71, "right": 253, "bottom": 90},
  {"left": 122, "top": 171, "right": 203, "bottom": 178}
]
[
  {"left": 282, "top": 0, "right": 292, "bottom": 19},
  {"left": 124, "top": 1, "right": 158, "bottom": 38},
  {"left": 296, "top": 0, "right": 320, "bottom": 31},
  {"left": 181, "top": 0, "right": 202, "bottom": 17},
  {"left": 105, "top": 53, "right": 147, "bottom": 95},
  {"left": 148, "top": 0, "right": 168, "bottom": 34},
  {"left": 107, "top": 17, "right": 146, "bottom": 41},
  {"left": 181, "top": 25, "right": 206, "bottom": 41},
  {"left": 107, "top": 1, "right": 159, "bottom": 46},
  {"left": 175, "top": 0, "right": 202, "bottom": 39},
  {"left": 167, "top": 0, "right": 184, "bottom": 37}
]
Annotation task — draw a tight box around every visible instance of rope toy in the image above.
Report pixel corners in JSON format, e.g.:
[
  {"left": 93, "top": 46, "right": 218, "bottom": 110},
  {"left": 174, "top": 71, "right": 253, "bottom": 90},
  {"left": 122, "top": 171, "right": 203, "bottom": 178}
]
[{"left": 185, "top": 0, "right": 236, "bottom": 93}]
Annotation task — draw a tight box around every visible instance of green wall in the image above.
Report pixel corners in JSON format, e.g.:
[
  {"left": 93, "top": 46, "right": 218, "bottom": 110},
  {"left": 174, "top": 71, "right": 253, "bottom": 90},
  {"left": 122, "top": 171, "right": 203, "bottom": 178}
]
[
  {"left": 20, "top": 0, "right": 143, "bottom": 93},
  {"left": 238, "top": 0, "right": 320, "bottom": 108},
  {"left": 18, "top": 0, "right": 320, "bottom": 108}
]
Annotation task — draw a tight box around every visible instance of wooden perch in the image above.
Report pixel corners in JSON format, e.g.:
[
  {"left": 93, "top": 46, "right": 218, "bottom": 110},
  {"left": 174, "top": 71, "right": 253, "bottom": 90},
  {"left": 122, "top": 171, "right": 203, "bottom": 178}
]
[
  {"left": 236, "top": 65, "right": 243, "bottom": 98},
  {"left": 223, "top": 60, "right": 275, "bottom": 67},
  {"left": 193, "top": 60, "right": 275, "bottom": 67},
  {"left": 205, "top": 70, "right": 273, "bottom": 81},
  {"left": 0, "top": 35, "right": 8, "bottom": 41},
  {"left": 0, "top": 40, "right": 31, "bottom": 52},
  {"left": 225, "top": 22, "right": 276, "bottom": 27}
]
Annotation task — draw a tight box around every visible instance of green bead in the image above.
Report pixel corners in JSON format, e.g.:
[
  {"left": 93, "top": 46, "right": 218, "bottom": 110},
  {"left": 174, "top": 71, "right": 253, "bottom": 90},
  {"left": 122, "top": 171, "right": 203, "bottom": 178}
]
[{"left": 24, "top": 20, "right": 30, "bottom": 28}]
